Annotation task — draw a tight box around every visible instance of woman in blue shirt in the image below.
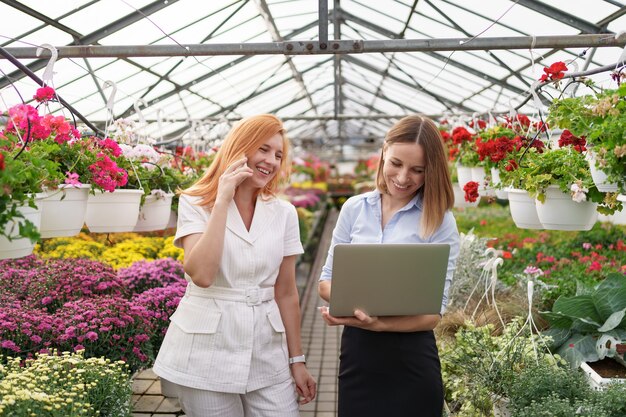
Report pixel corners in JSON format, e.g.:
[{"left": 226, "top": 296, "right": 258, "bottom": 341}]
[{"left": 318, "top": 115, "right": 460, "bottom": 417}]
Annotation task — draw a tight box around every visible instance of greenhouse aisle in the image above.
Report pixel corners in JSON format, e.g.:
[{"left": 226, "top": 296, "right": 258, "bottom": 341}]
[{"left": 130, "top": 209, "right": 341, "bottom": 417}]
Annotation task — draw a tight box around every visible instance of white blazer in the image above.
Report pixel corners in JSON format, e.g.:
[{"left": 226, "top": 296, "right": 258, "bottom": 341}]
[{"left": 153, "top": 194, "right": 303, "bottom": 394}]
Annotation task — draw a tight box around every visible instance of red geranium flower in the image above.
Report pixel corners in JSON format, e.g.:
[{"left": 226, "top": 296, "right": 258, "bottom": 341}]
[
  {"left": 33, "top": 86, "right": 56, "bottom": 103},
  {"left": 558, "top": 129, "right": 587, "bottom": 153},
  {"left": 539, "top": 61, "right": 568, "bottom": 82},
  {"left": 463, "top": 181, "right": 479, "bottom": 203},
  {"left": 0, "top": 153, "right": 4, "bottom": 171}
]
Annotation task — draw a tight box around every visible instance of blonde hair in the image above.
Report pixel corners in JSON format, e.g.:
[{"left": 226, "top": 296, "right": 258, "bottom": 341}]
[
  {"left": 184, "top": 114, "right": 290, "bottom": 207},
  {"left": 375, "top": 115, "right": 454, "bottom": 238}
]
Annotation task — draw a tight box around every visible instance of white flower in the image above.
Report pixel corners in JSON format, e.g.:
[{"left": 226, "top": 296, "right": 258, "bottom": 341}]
[{"left": 570, "top": 182, "right": 588, "bottom": 203}]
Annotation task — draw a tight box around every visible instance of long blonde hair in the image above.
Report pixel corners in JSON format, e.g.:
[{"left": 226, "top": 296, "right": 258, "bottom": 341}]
[
  {"left": 375, "top": 115, "right": 454, "bottom": 238},
  {"left": 184, "top": 114, "right": 291, "bottom": 207}
]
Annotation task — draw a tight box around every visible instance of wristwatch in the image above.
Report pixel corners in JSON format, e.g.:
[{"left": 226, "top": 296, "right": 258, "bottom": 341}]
[{"left": 288, "top": 354, "right": 306, "bottom": 365}]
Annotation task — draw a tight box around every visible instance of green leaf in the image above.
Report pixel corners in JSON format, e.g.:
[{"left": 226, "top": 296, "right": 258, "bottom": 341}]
[
  {"left": 556, "top": 334, "right": 599, "bottom": 368},
  {"left": 593, "top": 273, "right": 626, "bottom": 322},
  {"left": 541, "top": 328, "right": 571, "bottom": 350},
  {"left": 598, "top": 308, "right": 626, "bottom": 332},
  {"left": 552, "top": 294, "right": 602, "bottom": 330}
]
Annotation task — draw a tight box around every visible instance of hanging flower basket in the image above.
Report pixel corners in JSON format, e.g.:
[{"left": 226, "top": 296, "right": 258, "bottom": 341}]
[
  {"left": 490, "top": 168, "right": 508, "bottom": 200},
  {"left": 586, "top": 151, "right": 619, "bottom": 192},
  {"left": 535, "top": 185, "right": 597, "bottom": 231},
  {"left": 133, "top": 192, "right": 174, "bottom": 232},
  {"left": 507, "top": 188, "right": 543, "bottom": 229},
  {"left": 38, "top": 184, "right": 91, "bottom": 238},
  {"left": 85, "top": 189, "right": 143, "bottom": 233},
  {"left": 0, "top": 198, "right": 43, "bottom": 260},
  {"left": 456, "top": 163, "right": 473, "bottom": 190}
]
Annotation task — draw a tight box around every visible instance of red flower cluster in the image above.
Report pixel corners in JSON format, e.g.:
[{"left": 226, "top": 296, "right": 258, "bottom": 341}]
[
  {"left": 476, "top": 136, "right": 522, "bottom": 163},
  {"left": 33, "top": 86, "right": 56, "bottom": 103},
  {"left": 539, "top": 61, "right": 568, "bottom": 82},
  {"left": 558, "top": 129, "right": 586, "bottom": 153},
  {"left": 0, "top": 153, "right": 4, "bottom": 171},
  {"left": 451, "top": 126, "right": 473, "bottom": 144},
  {"left": 468, "top": 119, "right": 487, "bottom": 130},
  {"left": 463, "top": 181, "right": 479, "bottom": 203}
]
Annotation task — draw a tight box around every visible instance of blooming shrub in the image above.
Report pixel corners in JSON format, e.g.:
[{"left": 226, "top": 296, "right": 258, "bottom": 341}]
[
  {"left": 118, "top": 257, "right": 185, "bottom": 293},
  {"left": 0, "top": 255, "right": 187, "bottom": 372},
  {"left": 0, "top": 350, "right": 132, "bottom": 417},
  {"left": 157, "top": 236, "right": 184, "bottom": 261},
  {"left": 51, "top": 297, "right": 153, "bottom": 371},
  {"left": 37, "top": 239, "right": 106, "bottom": 260},
  {"left": 1, "top": 257, "right": 125, "bottom": 312},
  {"left": 133, "top": 282, "right": 186, "bottom": 358}
]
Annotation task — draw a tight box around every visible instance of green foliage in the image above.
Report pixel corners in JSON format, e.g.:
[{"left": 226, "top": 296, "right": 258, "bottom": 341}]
[
  {"left": 511, "top": 393, "right": 608, "bottom": 417},
  {"left": 440, "top": 319, "right": 560, "bottom": 416},
  {"left": 548, "top": 82, "right": 626, "bottom": 191},
  {"left": 508, "top": 363, "right": 591, "bottom": 410},
  {"left": 542, "top": 272, "right": 626, "bottom": 368}
]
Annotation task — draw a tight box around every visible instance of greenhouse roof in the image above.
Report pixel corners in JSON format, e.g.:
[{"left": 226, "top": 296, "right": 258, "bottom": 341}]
[{"left": 1, "top": 0, "right": 625, "bottom": 159}]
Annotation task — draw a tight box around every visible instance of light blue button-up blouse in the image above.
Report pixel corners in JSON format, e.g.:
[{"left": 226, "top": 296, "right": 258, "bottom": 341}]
[{"left": 319, "top": 190, "right": 460, "bottom": 314}]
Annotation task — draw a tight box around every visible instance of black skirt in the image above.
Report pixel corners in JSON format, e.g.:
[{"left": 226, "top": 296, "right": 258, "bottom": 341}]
[{"left": 338, "top": 326, "right": 443, "bottom": 417}]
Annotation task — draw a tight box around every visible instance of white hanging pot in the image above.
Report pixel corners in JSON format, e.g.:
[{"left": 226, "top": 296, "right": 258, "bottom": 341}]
[
  {"left": 452, "top": 182, "right": 479, "bottom": 208},
  {"left": 0, "top": 196, "right": 43, "bottom": 260},
  {"left": 456, "top": 163, "right": 473, "bottom": 190},
  {"left": 38, "top": 184, "right": 91, "bottom": 238},
  {"left": 586, "top": 152, "right": 618, "bottom": 192},
  {"left": 133, "top": 192, "right": 174, "bottom": 232},
  {"left": 490, "top": 168, "right": 508, "bottom": 200},
  {"left": 85, "top": 189, "right": 143, "bottom": 233},
  {"left": 506, "top": 188, "right": 543, "bottom": 229},
  {"left": 471, "top": 166, "right": 495, "bottom": 197},
  {"left": 535, "top": 185, "right": 597, "bottom": 231}
]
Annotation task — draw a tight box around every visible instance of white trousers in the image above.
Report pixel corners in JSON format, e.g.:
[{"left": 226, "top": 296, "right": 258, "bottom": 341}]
[{"left": 168, "top": 377, "right": 300, "bottom": 417}]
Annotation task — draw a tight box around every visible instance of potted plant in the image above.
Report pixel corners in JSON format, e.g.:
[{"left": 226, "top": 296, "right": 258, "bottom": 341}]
[
  {"left": 542, "top": 272, "right": 626, "bottom": 389},
  {"left": 514, "top": 136, "right": 614, "bottom": 230},
  {"left": 548, "top": 81, "right": 626, "bottom": 194},
  {"left": 496, "top": 136, "right": 547, "bottom": 229},
  {"left": 0, "top": 132, "right": 52, "bottom": 258}
]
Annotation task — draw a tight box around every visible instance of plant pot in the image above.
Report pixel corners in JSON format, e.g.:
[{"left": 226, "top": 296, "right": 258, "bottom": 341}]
[
  {"left": 38, "top": 184, "right": 91, "bottom": 238},
  {"left": 85, "top": 189, "right": 143, "bottom": 233},
  {"left": 452, "top": 183, "right": 479, "bottom": 208},
  {"left": 133, "top": 193, "right": 174, "bottom": 232},
  {"left": 471, "top": 166, "right": 495, "bottom": 197},
  {"left": 490, "top": 168, "right": 508, "bottom": 200},
  {"left": 506, "top": 188, "right": 543, "bottom": 229},
  {"left": 456, "top": 164, "right": 473, "bottom": 190},
  {"left": 581, "top": 358, "right": 626, "bottom": 391},
  {"left": 0, "top": 197, "right": 43, "bottom": 260},
  {"left": 586, "top": 152, "right": 619, "bottom": 192},
  {"left": 535, "top": 185, "right": 597, "bottom": 231}
]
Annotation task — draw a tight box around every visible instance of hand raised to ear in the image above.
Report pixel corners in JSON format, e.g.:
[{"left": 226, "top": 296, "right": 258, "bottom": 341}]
[{"left": 216, "top": 157, "right": 253, "bottom": 203}]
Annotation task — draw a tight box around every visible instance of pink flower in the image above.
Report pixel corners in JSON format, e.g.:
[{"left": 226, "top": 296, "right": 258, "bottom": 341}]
[
  {"left": 64, "top": 172, "right": 82, "bottom": 187},
  {"left": 582, "top": 242, "right": 592, "bottom": 250},
  {"left": 85, "top": 331, "right": 98, "bottom": 341},
  {"left": 33, "top": 86, "right": 56, "bottom": 103}
]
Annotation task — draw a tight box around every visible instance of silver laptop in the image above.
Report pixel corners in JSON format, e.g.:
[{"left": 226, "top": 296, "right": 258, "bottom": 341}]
[{"left": 328, "top": 243, "right": 450, "bottom": 317}]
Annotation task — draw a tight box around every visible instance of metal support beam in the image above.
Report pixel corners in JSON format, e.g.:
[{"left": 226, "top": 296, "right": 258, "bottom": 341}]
[
  {"left": 333, "top": 0, "right": 344, "bottom": 147},
  {"left": 513, "top": 0, "right": 606, "bottom": 34},
  {"left": 0, "top": 0, "right": 179, "bottom": 89},
  {"left": 253, "top": 0, "right": 330, "bottom": 142},
  {"left": 343, "top": 55, "right": 475, "bottom": 112},
  {"left": 319, "top": 0, "right": 328, "bottom": 48},
  {"left": 5, "top": 34, "right": 624, "bottom": 58}
]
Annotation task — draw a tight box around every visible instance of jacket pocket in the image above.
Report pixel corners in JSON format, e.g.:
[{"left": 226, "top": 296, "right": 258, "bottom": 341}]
[{"left": 170, "top": 300, "right": 222, "bottom": 334}]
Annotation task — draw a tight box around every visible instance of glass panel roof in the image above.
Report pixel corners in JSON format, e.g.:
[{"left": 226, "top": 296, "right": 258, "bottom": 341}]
[{"left": 0, "top": 0, "right": 624, "bottom": 157}]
